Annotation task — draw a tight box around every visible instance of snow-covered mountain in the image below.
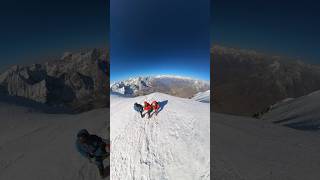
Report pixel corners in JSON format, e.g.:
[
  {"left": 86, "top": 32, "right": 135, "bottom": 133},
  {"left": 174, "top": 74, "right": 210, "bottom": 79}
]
[
  {"left": 110, "top": 75, "right": 210, "bottom": 98},
  {"left": 110, "top": 92, "right": 210, "bottom": 179},
  {"left": 192, "top": 90, "right": 210, "bottom": 103},
  {"left": 261, "top": 90, "right": 320, "bottom": 131}
]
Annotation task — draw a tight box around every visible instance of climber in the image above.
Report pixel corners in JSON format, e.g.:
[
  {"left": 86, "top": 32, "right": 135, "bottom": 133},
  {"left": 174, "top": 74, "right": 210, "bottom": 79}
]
[
  {"left": 144, "top": 101, "right": 153, "bottom": 118},
  {"left": 151, "top": 100, "right": 160, "bottom": 115},
  {"left": 134, "top": 102, "right": 144, "bottom": 118},
  {"left": 75, "top": 129, "right": 109, "bottom": 178}
]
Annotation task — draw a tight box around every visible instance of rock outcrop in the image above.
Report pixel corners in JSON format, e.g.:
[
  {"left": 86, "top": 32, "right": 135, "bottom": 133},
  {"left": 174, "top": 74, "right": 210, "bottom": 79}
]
[{"left": 0, "top": 48, "right": 109, "bottom": 112}]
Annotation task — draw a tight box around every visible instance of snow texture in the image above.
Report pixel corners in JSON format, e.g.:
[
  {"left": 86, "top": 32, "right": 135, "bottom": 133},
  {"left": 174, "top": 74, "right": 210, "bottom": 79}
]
[
  {"left": 110, "top": 92, "right": 210, "bottom": 180},
  {"left": 213, "top": 90, "right": 320, "bottom": 179},
  {"left": 0, "top": 103, "right": 109, "bottom": 180},
  {"left": 192, "top": 90, "right": 210, "bottom": 103},
  {"left": 213, "top": 112, "right": 320, "bottom": 180},
  {"left": 263, "top": 90, "right": 320, "bottom": 131}
]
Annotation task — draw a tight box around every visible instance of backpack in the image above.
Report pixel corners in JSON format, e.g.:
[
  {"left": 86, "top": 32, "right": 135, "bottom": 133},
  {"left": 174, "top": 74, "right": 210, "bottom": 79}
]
[{"left": 134, "top": 103, "right": 143, "bottom": 112}]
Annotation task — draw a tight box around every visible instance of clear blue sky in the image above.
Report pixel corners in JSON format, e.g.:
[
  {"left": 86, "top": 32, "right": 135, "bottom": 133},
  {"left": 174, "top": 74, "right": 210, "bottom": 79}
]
[
  {"left": 212, "top": 0, "right": 320, "bottom": 63},
  {"left": 0, "top": 0, "right": 109, "bottom": 69},
  {"left": 110, "top": 0, "right": 210, "bottom": 81}
]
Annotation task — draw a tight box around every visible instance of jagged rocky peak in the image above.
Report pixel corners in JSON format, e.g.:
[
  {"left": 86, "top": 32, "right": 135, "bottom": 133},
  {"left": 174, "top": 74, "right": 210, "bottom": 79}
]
[{"left": 0, "top": 48, "right": 109, "bottom": 113}]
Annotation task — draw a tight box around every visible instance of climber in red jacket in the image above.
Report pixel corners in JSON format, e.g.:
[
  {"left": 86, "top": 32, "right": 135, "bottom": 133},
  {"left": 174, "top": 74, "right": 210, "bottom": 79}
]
[
  {"left": 144, "top": 101, "right": 153, "bottom": 118},
  {"left": 151, "top": 101, "right": 160, "bottom": 115}
]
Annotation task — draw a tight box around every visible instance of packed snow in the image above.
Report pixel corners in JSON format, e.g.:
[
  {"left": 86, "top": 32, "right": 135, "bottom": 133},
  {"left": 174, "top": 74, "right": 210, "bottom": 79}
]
[
  {"left": 263, "top": 90, "right": 320, "bottom": 131},
  {"left": 0, "top": 103, "right": 109, "bottom": 180},
  {"left": 192, "top": 90, "right": 210, "bottom": 103},
  {"left": 214, "top": 90, "right": 320, "bottom": 179},
  {"left": 110, "top": 92, "right": 210, "bottom": 180},
  {"left": 213, "top": 112, "right": 320, "bottom": 180}
]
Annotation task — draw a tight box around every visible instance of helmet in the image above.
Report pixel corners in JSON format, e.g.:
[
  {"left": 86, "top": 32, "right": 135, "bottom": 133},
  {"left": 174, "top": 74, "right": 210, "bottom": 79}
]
[{"left": 77, "top": 129, "right": 89, "bottom": 138}]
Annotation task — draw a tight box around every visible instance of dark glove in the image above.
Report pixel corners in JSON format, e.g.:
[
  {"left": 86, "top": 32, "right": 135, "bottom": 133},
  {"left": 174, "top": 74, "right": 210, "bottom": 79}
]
[
  {"left": 89, "top": 153, "right": 94, "bottom": 158},
  {"left": 88, "top": 157, "right": 93, "bottom": 163},
  {"left": 87, "top": 153, "right": 94, "bottom": 163},
  {"left": 100, "top": 142, "right": 107, "bottom": 149}
]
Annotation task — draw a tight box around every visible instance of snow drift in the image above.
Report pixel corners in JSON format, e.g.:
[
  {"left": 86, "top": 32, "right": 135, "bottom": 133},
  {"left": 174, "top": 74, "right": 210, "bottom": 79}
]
[
  {"left": 110, "top": 92, "right": 210, "bottom": 180},
  {"left": 192, "top": 90, "right": 210, "bottom": 103},
  {"left": 213, "top": 112, "right": 320, "bottom": 180},
  {"left": 262, "top": 90, "right": 320, "bottom": 131}
]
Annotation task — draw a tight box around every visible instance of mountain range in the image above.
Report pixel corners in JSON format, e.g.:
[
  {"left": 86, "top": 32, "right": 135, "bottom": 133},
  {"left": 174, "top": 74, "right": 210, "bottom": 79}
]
[
  {"left": 0, "top": 48, "right": 109, "bottom": 113},
  {"left": 110, "top": 75, "right": 210, "bottom": 99},
  {"left": 212, "top": 45, "right": 320, "bottom": 116}
]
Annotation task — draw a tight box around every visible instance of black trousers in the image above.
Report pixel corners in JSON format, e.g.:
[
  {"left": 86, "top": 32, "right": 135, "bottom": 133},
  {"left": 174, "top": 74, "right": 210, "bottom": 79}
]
[{"left": 94, "top": 143, "right": 108, "bottom": 170}]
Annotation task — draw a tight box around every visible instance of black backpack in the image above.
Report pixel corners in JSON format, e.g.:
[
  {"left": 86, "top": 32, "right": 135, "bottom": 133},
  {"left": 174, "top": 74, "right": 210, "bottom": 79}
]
[{"left": 134, "top": 103, "right": 143, "bottom": 112}]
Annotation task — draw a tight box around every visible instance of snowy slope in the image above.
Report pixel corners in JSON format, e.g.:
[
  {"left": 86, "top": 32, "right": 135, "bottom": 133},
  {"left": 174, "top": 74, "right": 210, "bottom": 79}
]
[
  {"left": 192, "top": 90, "right": 210, "bottom": 103},
  {"left": 110, "top": 92, "right": 210, "bottom": 180},
  {"left": 213, "top": 112, "right": 320, "bottom": 180},
  {"left": 262, "top": 90, "right": 320, "bottom": 131},
  {"left": 0, "top": 103, "right": 109, "bottom": 180}
]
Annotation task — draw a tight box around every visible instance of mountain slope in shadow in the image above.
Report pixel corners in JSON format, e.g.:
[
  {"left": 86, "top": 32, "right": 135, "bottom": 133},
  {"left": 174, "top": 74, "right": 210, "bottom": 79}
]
[{"left": 212, "top": 45, "right": 320, "bottom": 116}]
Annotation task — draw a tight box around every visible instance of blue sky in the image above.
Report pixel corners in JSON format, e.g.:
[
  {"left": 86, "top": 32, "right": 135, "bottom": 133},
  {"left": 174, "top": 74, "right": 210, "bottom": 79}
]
[
  {"left": 110, "top": 0, "right": 210, "bottom": 81},
  {"left": 212, "top": 0, "right": 320, "bottom": 63},
  {"left": 0, "top": 0, "right": 108, "bottom": 69},
  {"left": 110, "top": 57, "right": 210, "bottom": 82},
  {"left": 1, "top": 0, "right": 320, "bottom": 76}
]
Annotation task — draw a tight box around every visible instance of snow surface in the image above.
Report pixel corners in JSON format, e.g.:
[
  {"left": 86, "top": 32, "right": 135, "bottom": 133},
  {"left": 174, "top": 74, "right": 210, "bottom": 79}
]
[
  {"left": 263, "top": 90, "right": 320, "bottom": 131},
  {"left": 213, "top": 112, "right": 320, "bottom": 180},
  {"left": 0, "top": 103, "right": 109, "bottom": 180},
  {"left": 110, "top": 92, "right": 210, "bottom": 180},
  {"left": 192, "top": 90, "right": 210, "bottom": 103}
]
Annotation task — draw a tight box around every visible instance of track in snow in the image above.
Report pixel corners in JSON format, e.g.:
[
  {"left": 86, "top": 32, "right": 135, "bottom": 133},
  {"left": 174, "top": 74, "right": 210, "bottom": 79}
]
[{"left": 110, "top": 93, "right": 210, "bottom": 180}]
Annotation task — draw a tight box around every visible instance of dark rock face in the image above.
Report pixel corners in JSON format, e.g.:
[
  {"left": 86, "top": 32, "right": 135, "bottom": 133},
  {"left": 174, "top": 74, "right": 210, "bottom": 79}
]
[
  {"left": 0, "top": 48, "right": 109, "bottom": 113},
  {"left": 212, "top": 45, "right": 320, "bottom": 116}
]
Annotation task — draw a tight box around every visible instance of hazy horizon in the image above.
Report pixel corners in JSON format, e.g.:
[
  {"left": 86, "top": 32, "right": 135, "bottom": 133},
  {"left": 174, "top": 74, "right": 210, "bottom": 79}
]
[{"left": 110, "top": 74, "right": 210, "bottom": 84}]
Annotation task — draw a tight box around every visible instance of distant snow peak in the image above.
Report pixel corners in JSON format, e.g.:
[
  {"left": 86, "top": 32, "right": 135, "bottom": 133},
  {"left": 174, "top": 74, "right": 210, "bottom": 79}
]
[{"left": 110, "top": 75, "right": 210, "bottom": 98}]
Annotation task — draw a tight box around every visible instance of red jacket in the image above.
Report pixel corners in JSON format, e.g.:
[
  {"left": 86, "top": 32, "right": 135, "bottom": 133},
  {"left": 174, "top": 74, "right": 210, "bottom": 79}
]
[
  {"left": 144, "top": 101, "right": 152, "bottom": 111},
  {"left": 151, "top": 101, "right": 160, "bottom": 111}
]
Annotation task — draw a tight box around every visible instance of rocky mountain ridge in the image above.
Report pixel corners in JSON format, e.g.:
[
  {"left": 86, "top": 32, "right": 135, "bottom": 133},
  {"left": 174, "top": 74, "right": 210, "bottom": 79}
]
[
  {"left": 111, "top": 75, "right": 210, "bottom": 98},
  {"left": 212, "top": 45, "right": 320, "bottom": 116},
  {"left": 0, "top": 48, "right": 109, "bottom": 113}
]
